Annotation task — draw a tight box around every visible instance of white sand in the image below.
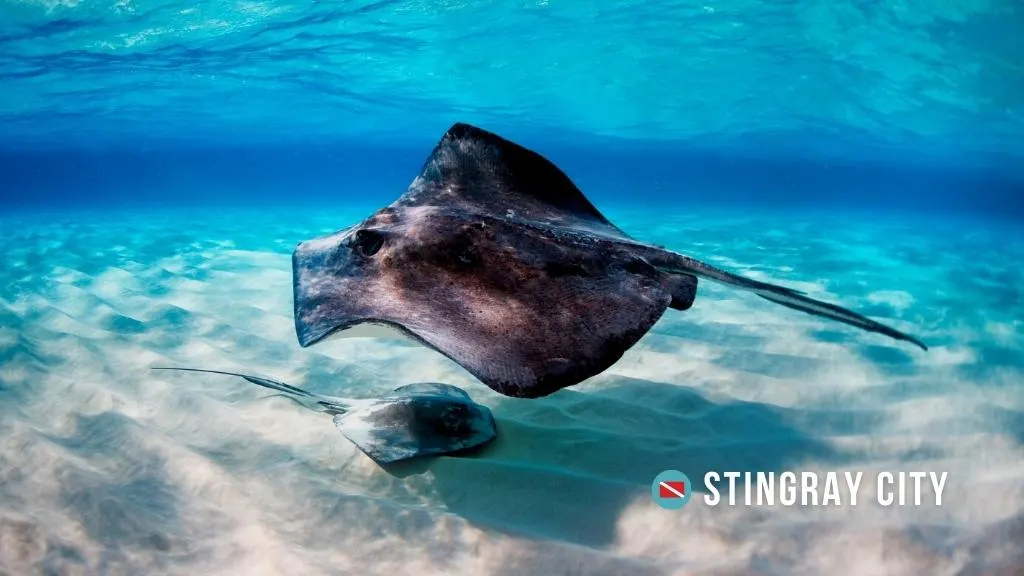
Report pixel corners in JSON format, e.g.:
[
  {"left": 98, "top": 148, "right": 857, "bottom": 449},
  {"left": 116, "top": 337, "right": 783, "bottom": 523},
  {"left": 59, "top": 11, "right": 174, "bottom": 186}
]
[{"left": 0, "top": 207, "right": 1021, "bottom": 575}]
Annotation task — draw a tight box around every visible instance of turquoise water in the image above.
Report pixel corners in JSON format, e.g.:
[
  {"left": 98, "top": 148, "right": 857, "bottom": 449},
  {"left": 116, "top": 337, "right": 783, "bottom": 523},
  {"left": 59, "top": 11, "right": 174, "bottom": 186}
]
[
  {"left": 1, "top": 206, "right": 1022, "bottom": 574},
  {"left": 2, "top": 1, "right": 1023, "bottom": 161},
  {"left": 2, "top": 1, "right": 1023, "bottom": 574}
]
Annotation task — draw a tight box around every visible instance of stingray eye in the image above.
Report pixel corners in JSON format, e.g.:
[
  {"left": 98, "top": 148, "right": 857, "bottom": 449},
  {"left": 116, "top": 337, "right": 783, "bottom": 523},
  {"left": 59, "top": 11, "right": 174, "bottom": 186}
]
[{"left": 352, "top": 229, "right": 385, "bottom": 257}]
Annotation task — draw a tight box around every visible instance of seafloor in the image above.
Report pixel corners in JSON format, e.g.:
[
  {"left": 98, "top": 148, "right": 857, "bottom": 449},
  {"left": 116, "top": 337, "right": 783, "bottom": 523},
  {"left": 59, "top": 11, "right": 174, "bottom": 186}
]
[{"left": 0, "top": 205, "right": 1021, "bottom": 575}]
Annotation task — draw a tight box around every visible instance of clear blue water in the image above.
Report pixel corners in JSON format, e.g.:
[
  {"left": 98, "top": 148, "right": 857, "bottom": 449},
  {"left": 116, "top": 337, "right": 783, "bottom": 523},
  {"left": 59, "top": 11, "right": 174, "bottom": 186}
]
[
  {"left": 1, "top": 2, "right": 1023, "bottom": 575},
  {"left": 2, "top": 0, "right": 1023, "bottom": 214}
]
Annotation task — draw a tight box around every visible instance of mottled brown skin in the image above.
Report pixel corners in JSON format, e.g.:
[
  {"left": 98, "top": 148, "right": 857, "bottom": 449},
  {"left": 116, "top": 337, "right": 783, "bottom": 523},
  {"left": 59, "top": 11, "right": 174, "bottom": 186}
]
[
  {"left": 293, "top": 123, "right": 927, "bottom": 399},
  {"left": 295, "top": 207, "right": 693, "bottom": 398}
]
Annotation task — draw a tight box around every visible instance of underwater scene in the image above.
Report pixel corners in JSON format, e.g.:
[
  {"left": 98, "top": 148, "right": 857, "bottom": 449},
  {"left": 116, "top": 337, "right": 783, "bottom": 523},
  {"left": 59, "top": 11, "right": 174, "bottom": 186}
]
[{"left": 1, "top": 1, "right": 1023, "bottom": 575}]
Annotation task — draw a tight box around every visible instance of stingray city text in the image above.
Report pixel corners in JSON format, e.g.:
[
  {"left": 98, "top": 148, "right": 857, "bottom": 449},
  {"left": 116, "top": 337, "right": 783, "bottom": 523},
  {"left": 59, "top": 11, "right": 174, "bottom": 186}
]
[{"left": 703, "top": 471, "right": 949, "bottom": 507}]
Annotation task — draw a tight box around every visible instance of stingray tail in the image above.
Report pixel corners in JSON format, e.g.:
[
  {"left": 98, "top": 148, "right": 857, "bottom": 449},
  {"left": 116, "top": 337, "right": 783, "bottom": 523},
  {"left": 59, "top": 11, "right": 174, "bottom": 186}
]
[
  {"left": 151, "top": 367, "right": 351, "bottom": 414},
  {"left": 647, "top": 250, "right": 928, "bottom": 351}
]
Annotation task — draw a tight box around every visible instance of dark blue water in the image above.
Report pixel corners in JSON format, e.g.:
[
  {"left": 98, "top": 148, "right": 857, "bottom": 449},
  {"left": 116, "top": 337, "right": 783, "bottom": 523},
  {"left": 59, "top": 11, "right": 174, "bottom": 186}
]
[
  {"left": 2, "top": 0, "right": 1022, "bottom": 217},
  {"left": 3, "top": 142, "right": 1024, "bottom": 217}
]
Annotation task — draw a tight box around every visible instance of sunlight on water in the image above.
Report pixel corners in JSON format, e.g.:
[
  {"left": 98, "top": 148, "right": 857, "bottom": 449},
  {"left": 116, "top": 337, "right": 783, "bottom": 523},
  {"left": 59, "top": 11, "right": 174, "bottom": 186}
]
[{"left": 1, "top": 0, "right": 1022, "bottom": 161}]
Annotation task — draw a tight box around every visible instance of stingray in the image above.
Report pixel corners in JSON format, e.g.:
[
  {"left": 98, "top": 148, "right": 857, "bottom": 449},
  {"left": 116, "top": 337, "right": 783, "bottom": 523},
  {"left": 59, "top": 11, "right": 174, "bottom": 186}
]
[
  {"left": 291, "top": 122, "right": 928, "bottom": 399},
  {"left": 151, "top": 367, "right": 497, "bottom": 465}
]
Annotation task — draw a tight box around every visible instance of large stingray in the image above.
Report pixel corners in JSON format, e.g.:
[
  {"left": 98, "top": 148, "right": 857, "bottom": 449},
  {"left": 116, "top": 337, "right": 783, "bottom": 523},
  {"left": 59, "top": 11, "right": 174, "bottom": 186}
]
[
  {"left": 292, "top": 123, "right": 927, "bottom": 399},
  {"left": 152, "top": 367, "right": 497, "bottom": 465}
]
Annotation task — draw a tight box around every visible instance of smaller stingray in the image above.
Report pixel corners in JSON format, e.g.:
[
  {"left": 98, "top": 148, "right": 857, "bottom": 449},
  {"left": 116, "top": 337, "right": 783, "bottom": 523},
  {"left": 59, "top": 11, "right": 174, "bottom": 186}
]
[{"left": 151, "top": 367, "right": 497, "bottom": 465}]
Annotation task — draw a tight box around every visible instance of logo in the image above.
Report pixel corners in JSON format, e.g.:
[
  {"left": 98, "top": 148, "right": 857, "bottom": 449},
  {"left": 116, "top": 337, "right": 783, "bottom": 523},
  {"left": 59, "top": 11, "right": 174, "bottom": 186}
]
[{"left": 651, "top": 469, "right": 692, "bottom": 510}]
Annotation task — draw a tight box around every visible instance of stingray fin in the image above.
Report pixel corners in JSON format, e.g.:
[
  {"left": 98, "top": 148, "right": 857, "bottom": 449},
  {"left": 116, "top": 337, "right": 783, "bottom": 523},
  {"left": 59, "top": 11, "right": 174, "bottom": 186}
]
[
  {"left": 151, "top": 367, "right": 350, "bottom": 413},
  {"left": 662, "top": 271, "right": 699, "bottom": 311},
  {"left": 392, "top": 122, "right": 631, "bottom": 240},
  {"left": 332, "top": 397, "right": 496, "bottom": 465},
  {"left": 404, "top": 271, "right": 671, "bottom": 398},
  {"left": 333, "top": 410, "right": 422, "bottom": 465},
  {"left": 645, "top": 251, "right": 928, "bottom": 350}
]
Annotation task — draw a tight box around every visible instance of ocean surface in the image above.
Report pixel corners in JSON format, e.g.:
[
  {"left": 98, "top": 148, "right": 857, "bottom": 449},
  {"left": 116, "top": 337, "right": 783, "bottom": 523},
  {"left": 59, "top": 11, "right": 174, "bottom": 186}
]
[{"left": 2, "top": 1, "right": 1023, "bottom": 575}]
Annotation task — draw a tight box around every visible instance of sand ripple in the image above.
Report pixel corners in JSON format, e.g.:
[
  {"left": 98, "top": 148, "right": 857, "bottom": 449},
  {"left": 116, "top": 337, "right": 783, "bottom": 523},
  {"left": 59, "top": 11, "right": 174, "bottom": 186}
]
[{"left": 0, "top": 208, "right": 1021, "bottom": 575}]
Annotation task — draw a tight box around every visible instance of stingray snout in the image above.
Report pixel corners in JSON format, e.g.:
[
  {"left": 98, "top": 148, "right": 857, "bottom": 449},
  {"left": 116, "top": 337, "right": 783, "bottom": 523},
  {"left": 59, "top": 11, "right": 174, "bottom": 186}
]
[{"left": 292, "top": 231, "right": 357, "bottom": 347}]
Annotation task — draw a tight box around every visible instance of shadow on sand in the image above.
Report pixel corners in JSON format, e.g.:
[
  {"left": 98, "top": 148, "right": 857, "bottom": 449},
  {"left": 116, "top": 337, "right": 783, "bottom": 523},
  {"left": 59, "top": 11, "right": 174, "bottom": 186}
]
[{"left": 380, "top": 375, "right": 863, "bottom": 549}]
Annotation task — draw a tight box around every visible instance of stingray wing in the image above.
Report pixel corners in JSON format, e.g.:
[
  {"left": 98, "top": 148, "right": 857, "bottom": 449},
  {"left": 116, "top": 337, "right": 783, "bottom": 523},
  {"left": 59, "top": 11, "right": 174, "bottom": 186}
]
[
  {"left": 393, "top": 123, "right": 633, "bottom": 241},
  {"left": 332, "top": 405, "right": 425, "bottom": 466},
  {"left": 333, "top": 397, "right": 497, "bottom": 465}
]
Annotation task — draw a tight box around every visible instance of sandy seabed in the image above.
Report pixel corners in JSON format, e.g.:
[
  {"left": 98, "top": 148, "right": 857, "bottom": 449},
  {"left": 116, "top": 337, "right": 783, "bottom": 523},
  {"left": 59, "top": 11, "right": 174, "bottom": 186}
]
[{"left": 0, "top": 206, "right": 1021, "bottom": 576}]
